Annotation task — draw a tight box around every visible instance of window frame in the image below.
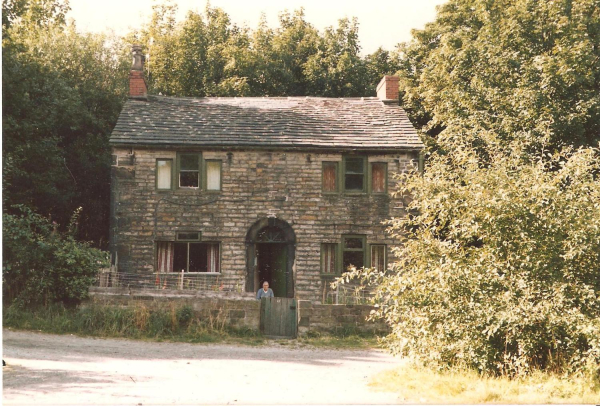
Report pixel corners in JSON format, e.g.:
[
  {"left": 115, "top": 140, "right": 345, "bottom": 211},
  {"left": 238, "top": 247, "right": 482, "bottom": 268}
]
[
  {"left": 321, "top": 161, "right": 339, "bottom": 194},
  {"left": 341, "top": 234, "right": 367, "bottom": 272},
  {"left": 172, "top": 240, "right": 222, "bottom": 274},
  {"left": 176, "top": 231, "right": 201, "bottom": 241},
  {"left": 177, "top": 152, "right": 202, "bottom": 189},
  {"left": 342, "top": 155, "right": 367, "bottom": 194},
  {"left": 370, "top": 244, "right": 386, "bottom": 271},
  {"left": 155, "top": 158, "right": 174, "bottom": 191},
  {"left": 368, "top": 162, "right": 388, "bottom": 194},
  {"left": 204, "top": 159, "right": 223, "bottom": 192}
]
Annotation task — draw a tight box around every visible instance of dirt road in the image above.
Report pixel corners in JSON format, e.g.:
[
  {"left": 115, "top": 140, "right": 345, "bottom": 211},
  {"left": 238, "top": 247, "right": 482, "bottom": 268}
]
[{"left": 3, "top": 329, "right": 403, "bottom": 405}]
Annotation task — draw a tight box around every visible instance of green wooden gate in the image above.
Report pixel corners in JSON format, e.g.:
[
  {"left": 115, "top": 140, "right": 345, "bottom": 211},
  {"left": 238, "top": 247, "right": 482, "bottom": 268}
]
[{"left": 260, "top": 297, "right": 297, "bottom": 338}]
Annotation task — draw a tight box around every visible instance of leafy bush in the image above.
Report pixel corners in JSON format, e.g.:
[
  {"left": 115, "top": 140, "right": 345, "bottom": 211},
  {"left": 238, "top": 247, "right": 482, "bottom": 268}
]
[
  {"left": 339, "top": 146, "right": 600, "bottom": 376},
  {"left": 2, "top": 206, "right": 109, "bottom": 307}
]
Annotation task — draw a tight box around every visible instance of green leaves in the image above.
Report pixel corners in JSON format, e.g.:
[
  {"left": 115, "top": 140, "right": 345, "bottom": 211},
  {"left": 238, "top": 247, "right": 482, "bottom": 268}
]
[{"left": 3, "top": 206, "right": 109, "bottom": 307}]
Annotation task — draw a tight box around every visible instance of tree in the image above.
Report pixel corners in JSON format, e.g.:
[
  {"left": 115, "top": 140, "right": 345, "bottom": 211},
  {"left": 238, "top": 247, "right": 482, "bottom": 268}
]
[
  {"left": 338, "top": 0, "right": 600, "bottom": 377},
  {"left": 2, "top": 0, "right": 129, "bottom": 246},
  {"left": 3, "top": 206, "right": 109, "bottom": 307},
  {"left": 397, "top": 0, "right": 600, "bottom": 150}
]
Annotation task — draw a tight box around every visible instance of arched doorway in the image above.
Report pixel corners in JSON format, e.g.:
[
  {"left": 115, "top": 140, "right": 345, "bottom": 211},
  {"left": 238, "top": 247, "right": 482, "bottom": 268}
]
[{"left": 245, "top": 218, "right": 295, "bottom": 298}]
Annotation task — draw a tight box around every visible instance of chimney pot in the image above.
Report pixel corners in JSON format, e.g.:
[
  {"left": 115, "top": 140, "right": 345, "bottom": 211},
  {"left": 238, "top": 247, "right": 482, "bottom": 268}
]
[
  {"left": 376, "top": 75, "right": 399, "bottom": 101},
  {"left": 129, "top": 44, "right": 147, "bottom": 99}
]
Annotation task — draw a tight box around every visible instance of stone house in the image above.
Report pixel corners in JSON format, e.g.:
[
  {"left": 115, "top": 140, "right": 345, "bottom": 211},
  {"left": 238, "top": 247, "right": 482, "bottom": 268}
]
[{"left": 108, "top": 46, "right": 423, "bottom": 303}]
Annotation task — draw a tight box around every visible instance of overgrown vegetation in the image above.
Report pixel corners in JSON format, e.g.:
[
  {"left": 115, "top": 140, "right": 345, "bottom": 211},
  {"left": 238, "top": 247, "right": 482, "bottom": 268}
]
[
  {"left": 3, "top": 303, "right": 264, "bottom": 345},
  {"left": 370, "top": 363, "right": 600, "bottom": 404},
  {"left": 3, "top": 206, "right": 108, "bottom": 307},
  {"left": 337, "top": 0, "right": 600, "bottom": 378}
]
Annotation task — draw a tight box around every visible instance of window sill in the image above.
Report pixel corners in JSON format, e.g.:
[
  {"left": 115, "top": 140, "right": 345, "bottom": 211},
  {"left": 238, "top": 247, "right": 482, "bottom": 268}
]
[{"left": 320, "top": 273, "right": 340, "bottom": 278}]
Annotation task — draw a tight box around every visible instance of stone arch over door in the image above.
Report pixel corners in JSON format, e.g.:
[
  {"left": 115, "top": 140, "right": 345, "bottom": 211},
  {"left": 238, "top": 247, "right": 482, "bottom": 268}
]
[{"left": 245, "top": 218, "right": 296, "bottom": 298}]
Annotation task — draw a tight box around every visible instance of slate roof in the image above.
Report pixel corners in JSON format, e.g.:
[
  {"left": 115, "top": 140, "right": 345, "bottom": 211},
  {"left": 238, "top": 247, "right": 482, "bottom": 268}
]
[{"left": 110, "top": 96, "right": 423, "bottom": 150}]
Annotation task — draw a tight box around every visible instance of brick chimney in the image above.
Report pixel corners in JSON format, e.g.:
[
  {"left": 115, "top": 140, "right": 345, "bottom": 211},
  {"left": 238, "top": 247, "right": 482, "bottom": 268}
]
[
  {"left": 376, "top": 75, "right": 399, "bottom": 101},
  {"left": 129, "top": 45, "right": 147, "bottom": 99}
]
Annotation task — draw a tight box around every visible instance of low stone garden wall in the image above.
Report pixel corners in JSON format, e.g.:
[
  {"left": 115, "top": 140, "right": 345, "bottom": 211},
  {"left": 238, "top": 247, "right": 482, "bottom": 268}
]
[{"left": 89, "top": 287, "right": 389, "bottom": 336}]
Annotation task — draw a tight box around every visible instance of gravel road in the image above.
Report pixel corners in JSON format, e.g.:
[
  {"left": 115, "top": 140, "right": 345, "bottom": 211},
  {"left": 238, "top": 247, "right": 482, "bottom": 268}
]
[{"left": 2, "top": 329, "right": 404, "bottom": 405}]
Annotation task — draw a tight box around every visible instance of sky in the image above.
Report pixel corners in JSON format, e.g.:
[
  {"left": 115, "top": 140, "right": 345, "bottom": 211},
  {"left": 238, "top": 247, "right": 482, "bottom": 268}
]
[{"left": 66, "top": 0, "right": 447, "bottom": 54}]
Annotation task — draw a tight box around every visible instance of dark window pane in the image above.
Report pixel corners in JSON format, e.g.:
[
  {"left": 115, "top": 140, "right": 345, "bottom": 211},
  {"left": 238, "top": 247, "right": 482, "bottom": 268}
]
[
  {"left": 173, "top": 243, "right": 188, "bottom": 272},
  {"left": 372, "top": 163, "right": 386, "bottom": 193},
  {"left": 344, "top": 237, "right": 363, "bottom": 249},
  {"left": 343, "top": 251, "right": 364, "bottom": 270},
  {"left": 323, "top": 162, "right": 337, "bottom": 192},
  {"left": 345, "top": 158, "right": 364, "bottom": 174},
  {"left": 180, "top": 171, "right": 199, "bottom": 187},
  {"left": 345, "top": 174, "right": 363, "bottom": 191},
  {"left": 177, "top": 232, "right": 199, "bottom": 241},
  {"left": 180, "top": 154, "right": 199, "bottom": 170},
  {"left": 188, "top": 243, "right": 207, "bottom": 272}
]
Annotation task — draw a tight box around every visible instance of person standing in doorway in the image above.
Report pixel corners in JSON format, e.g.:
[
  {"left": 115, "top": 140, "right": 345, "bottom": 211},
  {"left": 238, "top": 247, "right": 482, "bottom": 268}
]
[{"left": 256, "top": 281, "right": 274, "bottom": 299}]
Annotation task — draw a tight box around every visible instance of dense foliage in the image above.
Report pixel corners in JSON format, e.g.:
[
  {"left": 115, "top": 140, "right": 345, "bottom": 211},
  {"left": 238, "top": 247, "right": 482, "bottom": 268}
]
[
  {"left": 2, "top": 0, "right": 130, "bottom": 246},
  {"left": 131, "top": 3, "right": 399, "bottom": 98},
  {"left": 3, "top": 206, "right": 109, "bottom": 307},
  {"left": 338, "top": 0, "right": 600, "bottom": 376}
]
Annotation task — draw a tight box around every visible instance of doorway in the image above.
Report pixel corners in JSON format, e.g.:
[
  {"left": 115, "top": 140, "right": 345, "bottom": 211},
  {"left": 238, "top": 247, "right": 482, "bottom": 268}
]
[
  {"left": 246, "top": 218, "right": 296, "bottom": 298},
  {"left": 257, "top": 243, "right": 287, "bottom": 297}
]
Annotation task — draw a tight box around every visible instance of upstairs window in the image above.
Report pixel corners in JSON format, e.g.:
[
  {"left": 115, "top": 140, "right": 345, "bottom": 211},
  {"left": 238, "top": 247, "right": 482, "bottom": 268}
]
[
  {"left": 178, "top": 153, "right": 201, "bottom": 188},
  {"left": 156, "top": 159, "right": 173, "bottom": 190},
  {"left": 342, "top": 235, "right": 365, "bottom": 270},
  {"left": 322, "top": 162, "right": 338, "bottom": 193},
  {"left": 343, "top": 156, "right": 366, "bottom": 193},
  {"left": 370, "top": 163, "right": 387, "bottom": 194},
  {"left": 205, "top": 160, "right": 222, "bottom": 191}
]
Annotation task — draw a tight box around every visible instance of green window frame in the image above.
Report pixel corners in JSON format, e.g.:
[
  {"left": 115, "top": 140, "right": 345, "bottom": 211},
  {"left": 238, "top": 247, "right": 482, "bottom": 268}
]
[
  {"left": 343, "top": 156, "right": 367, "bottom": 194},
  {"left": 156, "top": 158, "right": 174, "bottom": 190},
  {"left": 204, "top": 159, "right": 222, "bottom": 191},
  {"left": 322, "top": 162, "right": 339, "bottom": 193},
  {"left": 341, "top": 235, "right": 366, "bottom": 271},
  {"left": 176, "top": 231, "right": 201, "bottom": 241},
  {"left": 369, "top": 162, "right": 388, "bottom": 194},
  {"left": 177, "top": 153, "right": 202, "bottom": 189},
  {"left": 173, "top": 241, "right": 221, "bottom": 273}
]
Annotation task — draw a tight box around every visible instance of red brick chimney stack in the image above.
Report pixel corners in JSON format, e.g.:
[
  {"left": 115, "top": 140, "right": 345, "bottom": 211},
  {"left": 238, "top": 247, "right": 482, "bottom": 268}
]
[
  {"left": 376, "top": 75, "right": 399, "bottom": 101},
  {"left": 129, "top": 45, "right": 147, "bottom": 99}
]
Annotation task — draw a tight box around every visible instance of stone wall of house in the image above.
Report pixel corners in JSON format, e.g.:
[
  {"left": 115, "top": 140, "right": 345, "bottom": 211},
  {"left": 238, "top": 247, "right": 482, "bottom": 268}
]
[{"left": 110, "top": 147, "right": 418, "bottom": 303}]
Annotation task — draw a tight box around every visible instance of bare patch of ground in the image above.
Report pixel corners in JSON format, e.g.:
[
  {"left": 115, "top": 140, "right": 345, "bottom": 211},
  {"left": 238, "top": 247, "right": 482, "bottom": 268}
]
[{"left": 3, "top": 329, "right": 405, "bottom": 405}]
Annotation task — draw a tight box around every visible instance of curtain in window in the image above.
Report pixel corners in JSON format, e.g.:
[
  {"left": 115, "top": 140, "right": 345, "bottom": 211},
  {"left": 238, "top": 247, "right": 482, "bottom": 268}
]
[
  {"left": 157, "top": 160, "right": 172, "bottom": 189},
  {"left": 322, "top": 244, "right": 336, "bottom": 273},
  {"left": 371, "top": 245, "right": 385, "bottom": 271},
  {"left": 323, "top": 163, "right": 337, "bottom": 192},
  {"left": 207, "top": 243, "right": 219, "bottom": 273},
  {"left": 372, "top": 163, "right": 385, "bottom": 193},
  {"left": 206, "top": 161, "right": 221, "bottom": 190},
  {"left": 157, "top": 241, "right": 174, "bottom": 273}
]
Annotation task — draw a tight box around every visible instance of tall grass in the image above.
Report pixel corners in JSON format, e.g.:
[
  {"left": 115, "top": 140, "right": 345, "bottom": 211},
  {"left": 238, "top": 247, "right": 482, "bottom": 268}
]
[
  {"left": 3, "top": 303, "right": 263, "bottom": 344},
  {"left": 370, "top": 362, "right": 600, "bottom": 404}
]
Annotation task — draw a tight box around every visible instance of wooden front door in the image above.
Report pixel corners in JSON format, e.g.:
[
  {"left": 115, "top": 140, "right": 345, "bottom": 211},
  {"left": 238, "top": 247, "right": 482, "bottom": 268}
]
[{"left": 260, "top": 297, "right": 297, "bottom": 338}]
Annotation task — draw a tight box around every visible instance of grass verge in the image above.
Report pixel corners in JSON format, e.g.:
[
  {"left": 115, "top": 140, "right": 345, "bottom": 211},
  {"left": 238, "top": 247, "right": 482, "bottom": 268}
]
[
  {"left": 370, "top": 362, "right": 600, "bottom": 404},
  {"left": 3, "top": 303, "right": 265, "bottom": 346},
  {"left": 2, "top": 303, "right": 379, "bottom": 349}
]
